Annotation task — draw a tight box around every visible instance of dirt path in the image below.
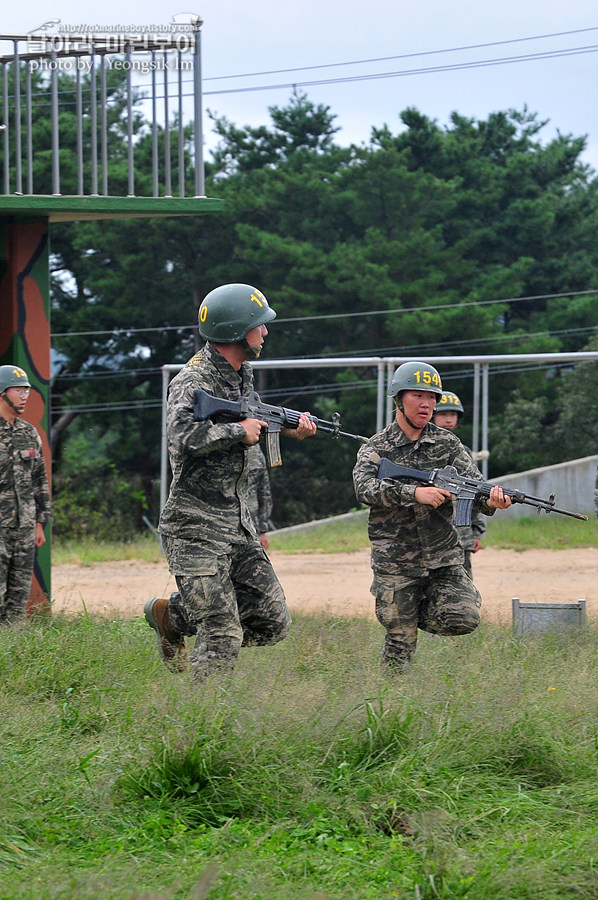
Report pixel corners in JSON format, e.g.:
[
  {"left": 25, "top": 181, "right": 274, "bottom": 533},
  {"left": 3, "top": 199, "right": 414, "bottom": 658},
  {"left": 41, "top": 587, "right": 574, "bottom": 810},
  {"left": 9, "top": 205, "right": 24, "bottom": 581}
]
[{"left": 50, "top": 547, "right": 598, "bottom": 624}]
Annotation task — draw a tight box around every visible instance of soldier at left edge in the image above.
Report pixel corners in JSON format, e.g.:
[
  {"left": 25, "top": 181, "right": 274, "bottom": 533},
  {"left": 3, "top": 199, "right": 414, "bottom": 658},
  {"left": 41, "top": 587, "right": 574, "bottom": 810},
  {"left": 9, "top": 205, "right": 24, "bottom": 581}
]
[{"left": 0, "top": 366, "right": 51, "bottom": 625}]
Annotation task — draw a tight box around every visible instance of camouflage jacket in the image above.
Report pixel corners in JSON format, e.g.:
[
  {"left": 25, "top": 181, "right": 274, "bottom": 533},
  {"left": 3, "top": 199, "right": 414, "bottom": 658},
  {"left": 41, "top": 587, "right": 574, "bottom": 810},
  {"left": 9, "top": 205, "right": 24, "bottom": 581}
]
[
  {"left": 353, "top": 419, "right": 494, "bottom": 577},
  {"left": 246, "top": 444, "right": 273, "bottom": 533},
  {"left": 159, "top": 342, "right": 259, "bottom": 557},
  {"left": 0, "top": 417, "right": 51, "bottom": 532},
  {"left": 456, "top": 445, "right": 487, "bottom": 551}
]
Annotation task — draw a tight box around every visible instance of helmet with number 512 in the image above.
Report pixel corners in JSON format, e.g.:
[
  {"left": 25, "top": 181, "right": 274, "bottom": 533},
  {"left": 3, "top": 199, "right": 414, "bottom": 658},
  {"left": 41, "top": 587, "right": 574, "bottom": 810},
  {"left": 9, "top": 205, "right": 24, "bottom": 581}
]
[{"left": 435, "top": 390, "right": 464, "bottom": 415}]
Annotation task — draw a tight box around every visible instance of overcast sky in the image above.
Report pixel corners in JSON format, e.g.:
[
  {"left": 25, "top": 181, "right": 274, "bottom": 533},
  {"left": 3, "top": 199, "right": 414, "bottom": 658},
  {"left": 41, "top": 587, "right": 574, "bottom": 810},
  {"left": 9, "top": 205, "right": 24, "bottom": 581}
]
[{"left": 2, "top": 0, "right": 597, "bottom": 170}]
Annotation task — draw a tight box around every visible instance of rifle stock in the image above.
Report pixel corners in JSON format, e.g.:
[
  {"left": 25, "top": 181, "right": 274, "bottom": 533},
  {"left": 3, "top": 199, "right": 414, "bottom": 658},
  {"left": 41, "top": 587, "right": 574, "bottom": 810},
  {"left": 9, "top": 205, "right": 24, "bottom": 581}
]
[{"left": 376, "top": 458, "right": 588, "bottom": 524}]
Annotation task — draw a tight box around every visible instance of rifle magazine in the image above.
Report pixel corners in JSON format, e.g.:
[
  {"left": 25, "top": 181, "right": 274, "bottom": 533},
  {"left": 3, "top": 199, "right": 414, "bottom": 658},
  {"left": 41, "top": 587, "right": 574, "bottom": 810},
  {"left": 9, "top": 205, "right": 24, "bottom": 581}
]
[{"left": 264, "top": 431, "right": 283, "bottom": 467}]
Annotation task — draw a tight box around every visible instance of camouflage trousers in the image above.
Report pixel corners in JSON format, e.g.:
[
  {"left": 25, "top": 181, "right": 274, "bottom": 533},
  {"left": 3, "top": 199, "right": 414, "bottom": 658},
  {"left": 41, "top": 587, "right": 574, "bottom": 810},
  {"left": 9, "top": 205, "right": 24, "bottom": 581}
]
[
  {"left": 167, "top": 543, "right": 291, "bottom": 682},
  {"left": 0, "top": 527, "right": 35, "bottom": 624},
  {"left": 372, "top": 565, "right": 481, "bottom": 672},
  {"left": 462, "top": 550, "right": 473, "bottom": 579}
]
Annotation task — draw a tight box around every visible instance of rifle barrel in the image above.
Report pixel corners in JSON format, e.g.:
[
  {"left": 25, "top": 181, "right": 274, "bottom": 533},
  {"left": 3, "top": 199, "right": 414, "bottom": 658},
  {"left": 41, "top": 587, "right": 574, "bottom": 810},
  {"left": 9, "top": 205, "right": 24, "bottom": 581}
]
[
  {"left": 316, "top": 421, "right": 368, "bottom": 442},
  {"left": 504, "top": 488, "right": 588, "bottom": 520},
  {"left": 529, "top": 501, "right": 587, "bottom": 521},
  {"left": 377, "top": 458, "right": 589, "bottom": 522}
]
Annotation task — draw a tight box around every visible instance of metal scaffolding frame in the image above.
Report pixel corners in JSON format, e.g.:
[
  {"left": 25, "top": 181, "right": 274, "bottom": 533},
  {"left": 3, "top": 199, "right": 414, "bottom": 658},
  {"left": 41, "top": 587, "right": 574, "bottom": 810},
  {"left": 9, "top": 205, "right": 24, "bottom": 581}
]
[
  {"left": 159, "top": 350, "right": 598, "bottom": 512},
  {"left": 0, "top": 20, "right": 205, "bottom": 199}
]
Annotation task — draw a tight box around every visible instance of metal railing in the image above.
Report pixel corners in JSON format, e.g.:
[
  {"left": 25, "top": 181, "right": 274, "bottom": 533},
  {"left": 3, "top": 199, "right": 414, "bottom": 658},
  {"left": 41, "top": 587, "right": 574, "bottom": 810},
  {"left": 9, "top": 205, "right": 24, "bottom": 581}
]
[
  {"left": 158, "top": 349, "right": 598, "bottom": 509},
  {"left": 0, "top": 21, "right": 205, "bottom": 198}
]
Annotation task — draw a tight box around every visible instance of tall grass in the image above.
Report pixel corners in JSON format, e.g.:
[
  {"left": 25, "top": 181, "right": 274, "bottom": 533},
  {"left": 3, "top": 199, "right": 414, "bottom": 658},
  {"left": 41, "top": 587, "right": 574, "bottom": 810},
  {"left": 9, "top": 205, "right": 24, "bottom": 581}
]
[
  {"left": 1, "top": 608, "right": 598, "bottom": 898},
  {"left": 484, "top": 513, "right": 597, "bottom": 550}
]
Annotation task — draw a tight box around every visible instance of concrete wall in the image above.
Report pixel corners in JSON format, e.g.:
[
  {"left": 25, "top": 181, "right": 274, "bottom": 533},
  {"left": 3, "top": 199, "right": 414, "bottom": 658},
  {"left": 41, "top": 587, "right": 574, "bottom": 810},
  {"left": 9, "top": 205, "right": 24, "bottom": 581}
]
[
  {"left": 270, "top": 455, "right": 598, "bottom": 533},
  {"left": 496, "top": 454, "right": 598, "bottom": 520}
]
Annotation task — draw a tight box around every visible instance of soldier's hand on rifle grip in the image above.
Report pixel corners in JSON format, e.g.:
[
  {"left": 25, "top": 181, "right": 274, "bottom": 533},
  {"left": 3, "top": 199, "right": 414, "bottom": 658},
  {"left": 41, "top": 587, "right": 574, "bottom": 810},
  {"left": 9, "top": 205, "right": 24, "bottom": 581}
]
[
  {"left": 240, "top": 418, "right": 268, "bottom": 446},
  {"left": 415, "top": 487, "right": 452, "bottom": 508},
  {"left": 486, "top": 485, "right": 512, "bottom": 509},
  {"left": 282, "top": 413, "right": 317, "bottom": 440}
]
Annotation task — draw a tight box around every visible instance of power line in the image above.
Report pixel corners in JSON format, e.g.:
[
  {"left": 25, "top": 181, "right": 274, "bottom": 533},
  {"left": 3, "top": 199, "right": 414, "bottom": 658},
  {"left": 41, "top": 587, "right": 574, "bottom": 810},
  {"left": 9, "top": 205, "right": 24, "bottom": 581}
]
[
  {"left": 50, "top": 289, "right": 598, "bottom": 338},
  {"left": 51, "top": 322, "right": 598, "bottom": 383},
  {"left": 22, "top": 26, "right": 598, "bottom": 97},
  {"left": 22, "top": 32, "right": 598, "bottom": 108},
  {"left": 318, "top": 324, "right": 598, "bottom": 359},
  {"left": 50, "top": 359, "right": 589, "bottom": 416},
  {"left": 273, "top": 289, "right": 598, "bottom": 325},
  {"left": 202, "top": 45, "right": 598, "bottom": 98},
  {"left": 55, "top": 365, "right": 164, "bottom": 379},
  {"left": 51, "top": 399, "right": 163, "bottom": 414},
  {"left": 203, "top": 26, "right": 598, "bottom": 82}
]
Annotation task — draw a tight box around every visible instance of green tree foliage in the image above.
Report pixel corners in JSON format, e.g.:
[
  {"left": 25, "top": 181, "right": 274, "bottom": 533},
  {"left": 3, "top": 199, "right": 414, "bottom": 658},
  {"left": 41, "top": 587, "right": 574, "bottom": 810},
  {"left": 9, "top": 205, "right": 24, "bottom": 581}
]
[
  {"left": 490, "top": 334, "right": 598, "bottom": 474},
  {"left": 42, "top": 83, "right": 598, "bottom": 525},
  {"left": 51, "top": 435, "right": 147, "bottom": 540}
]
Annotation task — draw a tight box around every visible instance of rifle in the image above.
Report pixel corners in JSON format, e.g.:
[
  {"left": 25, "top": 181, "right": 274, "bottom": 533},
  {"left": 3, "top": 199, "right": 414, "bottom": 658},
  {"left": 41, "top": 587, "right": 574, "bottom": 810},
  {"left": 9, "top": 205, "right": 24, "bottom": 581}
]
[
  {"left": 194, "top": 389, "right": 368, "bottom": 467},
  {"left": 376, "top": 458, "right": 588, "bottom": 526}
]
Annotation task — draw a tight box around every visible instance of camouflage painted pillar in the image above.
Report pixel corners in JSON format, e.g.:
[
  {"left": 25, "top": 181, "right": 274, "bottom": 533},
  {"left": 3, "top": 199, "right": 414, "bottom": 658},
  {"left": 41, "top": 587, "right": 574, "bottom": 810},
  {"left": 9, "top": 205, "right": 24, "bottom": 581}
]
[{"left": 0, "top": 218, "right": 51, "bottom": 615}]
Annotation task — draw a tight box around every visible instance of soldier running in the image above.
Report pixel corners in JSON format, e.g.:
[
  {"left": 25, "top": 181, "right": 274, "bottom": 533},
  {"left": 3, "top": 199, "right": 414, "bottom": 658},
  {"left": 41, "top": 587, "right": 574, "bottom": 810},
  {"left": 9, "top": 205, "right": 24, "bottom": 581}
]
[
  {"left": 145, "top": 283, "right": 316, "bottom": 682},
  {"left": 353, "top": 361, "right": 510, "bottom": 673}
]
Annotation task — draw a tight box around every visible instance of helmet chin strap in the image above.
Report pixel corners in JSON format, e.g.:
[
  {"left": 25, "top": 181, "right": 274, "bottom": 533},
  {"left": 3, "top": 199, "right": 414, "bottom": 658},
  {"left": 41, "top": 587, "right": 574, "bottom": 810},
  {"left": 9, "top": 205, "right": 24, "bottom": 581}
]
[
  {"left": 396, "top": 396, "right": 421, "bottom": 432},
  {"left": 239, "top": 337, "right": 260, "bottom": 360},
  {"left": 1, "top": 391, "right": 22, "bottom": 416}
]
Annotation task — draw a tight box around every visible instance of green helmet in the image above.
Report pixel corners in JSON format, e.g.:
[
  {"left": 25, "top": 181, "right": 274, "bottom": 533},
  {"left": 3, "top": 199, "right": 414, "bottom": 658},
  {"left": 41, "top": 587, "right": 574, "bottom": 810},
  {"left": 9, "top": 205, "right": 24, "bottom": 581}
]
[
  {"left": 387, "top": 361, "right": 443, "bottom": 398},
  {"left": 198, "top": 283, "right": 276, "bottom": 342},
  {"left": 435, "top": 390, "right": 464, "bottom": 415},
  {"left": 0, "top": 365, "right": 31, "bottom": 393}
]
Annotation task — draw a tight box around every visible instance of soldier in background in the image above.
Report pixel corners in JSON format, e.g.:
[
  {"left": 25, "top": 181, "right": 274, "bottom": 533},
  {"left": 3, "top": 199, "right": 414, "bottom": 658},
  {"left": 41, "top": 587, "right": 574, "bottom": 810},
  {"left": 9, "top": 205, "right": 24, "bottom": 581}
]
[
  {"left": 0, "top": 365, "right": 51, "bottom": 624},
  {"left": 353, "top": 361, "right": 510, "bottom": 674},
  {"left": 432, "top": 390, "right": 486, "bottom": 577},
  {"left": 145, "top": 283, "right": 316, "bottom": 683},
  {"left": 247, "top": 444, "right": 273, "bottom": 550}
]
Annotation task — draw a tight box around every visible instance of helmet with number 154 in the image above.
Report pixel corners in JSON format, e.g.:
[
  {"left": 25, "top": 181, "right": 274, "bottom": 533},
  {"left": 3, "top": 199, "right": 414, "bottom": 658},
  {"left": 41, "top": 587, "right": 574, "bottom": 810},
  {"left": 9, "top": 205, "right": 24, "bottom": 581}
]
[
  {"left": 198, "top": 283, "right": 276, "bottom": 343},
  {"left": 387, "top": 361, "right": 443, "bottom": 399}
]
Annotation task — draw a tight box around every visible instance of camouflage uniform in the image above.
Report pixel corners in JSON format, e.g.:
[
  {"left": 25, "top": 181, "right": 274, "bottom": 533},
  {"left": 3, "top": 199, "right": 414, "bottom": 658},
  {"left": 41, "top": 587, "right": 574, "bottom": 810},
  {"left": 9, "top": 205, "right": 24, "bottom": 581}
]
[
  {"left": 353, "top": 420, "right": 495, "bottom": 671},
  {"left": 246, "top": 444, "right": 273, "bottom": 534},
  {"left": 457, "top": 446, "right": 487, "bottom": 578},
  {"left": 0, "top": 417, "right": 51, "bottom": 623},
  {"left": 158, "top": 342, "right": 290, "bottom": 682}
]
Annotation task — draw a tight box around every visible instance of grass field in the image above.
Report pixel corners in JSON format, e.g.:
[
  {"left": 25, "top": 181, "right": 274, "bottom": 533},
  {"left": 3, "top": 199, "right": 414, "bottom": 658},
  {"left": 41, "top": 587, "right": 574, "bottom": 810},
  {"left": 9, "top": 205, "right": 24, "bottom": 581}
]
[
  {"left": 2, "top": 518, "right": 596, "bottom": 898},
  {"left": 2, "top": 609, "right": 598, "bottom": 899},
  {"left": 51, "top": 512, "right": 598, "bottom": 564}
]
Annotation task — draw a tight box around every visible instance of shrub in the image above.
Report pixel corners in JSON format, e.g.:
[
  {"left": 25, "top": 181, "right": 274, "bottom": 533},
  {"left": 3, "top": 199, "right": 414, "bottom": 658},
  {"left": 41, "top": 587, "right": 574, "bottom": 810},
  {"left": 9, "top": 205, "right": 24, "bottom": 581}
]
[{"left": 52, "top": 435, "right": 147, "bottom": 540}]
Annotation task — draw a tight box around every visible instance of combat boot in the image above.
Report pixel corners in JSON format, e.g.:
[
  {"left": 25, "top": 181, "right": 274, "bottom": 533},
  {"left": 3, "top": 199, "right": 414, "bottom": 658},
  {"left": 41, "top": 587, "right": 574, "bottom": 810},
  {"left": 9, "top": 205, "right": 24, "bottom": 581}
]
[{"left": 144, "top": 597, "right": 188, "bottom": 672}]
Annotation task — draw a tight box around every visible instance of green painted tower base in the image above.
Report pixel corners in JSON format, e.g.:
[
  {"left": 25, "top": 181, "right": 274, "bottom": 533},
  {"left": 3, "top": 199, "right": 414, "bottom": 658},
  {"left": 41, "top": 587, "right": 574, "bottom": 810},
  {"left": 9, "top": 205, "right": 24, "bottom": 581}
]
[
  {"left": 0, "top": 195, "right": 223, "bottom": 616},
  {"left": 0, "top": 216, "right": 52, "bottom": 614}
]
